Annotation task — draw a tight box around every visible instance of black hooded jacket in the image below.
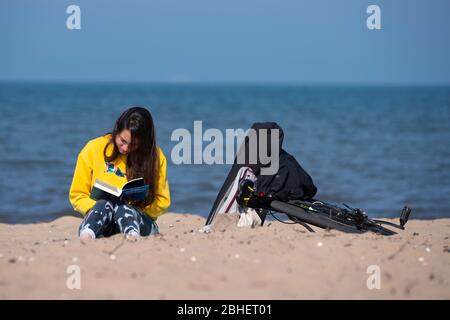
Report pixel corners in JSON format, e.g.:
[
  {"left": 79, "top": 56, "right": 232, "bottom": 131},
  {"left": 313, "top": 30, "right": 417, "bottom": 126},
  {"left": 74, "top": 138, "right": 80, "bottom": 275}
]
[
  {"left": 255, "top": 149, "right": 317, "bottom": 201},
  {"left": 205, "top": 122, "right": 317, "bottom": 225},
  {"left": 249, "top": 122, "right": 317, "bottom": 201}
]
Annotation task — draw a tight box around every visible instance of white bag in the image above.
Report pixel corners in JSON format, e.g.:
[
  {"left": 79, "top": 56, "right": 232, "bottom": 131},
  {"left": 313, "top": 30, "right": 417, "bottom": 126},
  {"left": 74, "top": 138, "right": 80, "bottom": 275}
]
[{"left": 237, "top": 208, "right": 262, "bottom": 228}]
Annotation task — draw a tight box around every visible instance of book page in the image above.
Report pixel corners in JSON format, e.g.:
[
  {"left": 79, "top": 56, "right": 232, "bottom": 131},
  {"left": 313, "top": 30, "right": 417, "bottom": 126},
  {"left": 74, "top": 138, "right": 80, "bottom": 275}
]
[
  {"left": 123, "top": 177, "right": 145, "bottom": 190},
  {"left": 94, "top": 179, "right": 122, "bottom": 197}
]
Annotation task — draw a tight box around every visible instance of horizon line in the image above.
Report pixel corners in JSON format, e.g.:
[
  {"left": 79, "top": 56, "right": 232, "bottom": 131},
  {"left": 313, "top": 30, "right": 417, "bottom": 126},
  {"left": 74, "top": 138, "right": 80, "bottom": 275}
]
[{"left": 1, "top": 79, "right": 450, "bottom": 88}]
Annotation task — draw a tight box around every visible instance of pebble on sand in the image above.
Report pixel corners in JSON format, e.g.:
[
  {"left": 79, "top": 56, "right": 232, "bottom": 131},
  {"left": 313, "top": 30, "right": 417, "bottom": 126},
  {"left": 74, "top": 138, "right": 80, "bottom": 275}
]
[
  {"left": 110, "top": 255, "right": 117, "bottom": 260},
  {"left": 191, "top": 256, "right": 197, "bottom": 262},
  {"left": 317, "top": 242, "right": 323, "bottom": 247}
]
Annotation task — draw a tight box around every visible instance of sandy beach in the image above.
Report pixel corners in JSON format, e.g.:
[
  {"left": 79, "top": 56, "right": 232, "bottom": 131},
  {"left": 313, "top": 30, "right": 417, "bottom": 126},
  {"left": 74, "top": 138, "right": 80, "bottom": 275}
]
[{"left": 0, "top": 212, "right": 449, "bottom": 299}]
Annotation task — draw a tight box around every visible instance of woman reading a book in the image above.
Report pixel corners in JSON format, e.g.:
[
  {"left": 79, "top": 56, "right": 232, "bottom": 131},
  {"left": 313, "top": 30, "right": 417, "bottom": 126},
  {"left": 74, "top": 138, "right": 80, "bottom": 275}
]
[{"left": 69, "top": 107, "right": 170, "bottom": 239}]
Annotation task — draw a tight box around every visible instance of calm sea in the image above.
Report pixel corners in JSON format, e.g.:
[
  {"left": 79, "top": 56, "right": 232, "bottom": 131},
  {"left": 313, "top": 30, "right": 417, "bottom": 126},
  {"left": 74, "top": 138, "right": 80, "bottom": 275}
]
[{"left": 0, "top": 82, "right": 449, "bottom": 223}]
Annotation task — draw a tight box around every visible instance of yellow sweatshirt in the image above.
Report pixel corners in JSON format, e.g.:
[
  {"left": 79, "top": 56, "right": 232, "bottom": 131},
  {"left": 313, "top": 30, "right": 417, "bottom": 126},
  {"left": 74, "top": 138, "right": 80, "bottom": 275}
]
[{"left": 69, "top": 134, "right": 170, "bottom": 220}]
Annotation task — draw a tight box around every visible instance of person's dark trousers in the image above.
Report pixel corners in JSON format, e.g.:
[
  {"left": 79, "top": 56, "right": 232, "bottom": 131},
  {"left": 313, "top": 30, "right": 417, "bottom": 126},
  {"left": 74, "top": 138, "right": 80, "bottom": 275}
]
[{"left": 78, "top": 199, "right": 159, "bottom": 238}]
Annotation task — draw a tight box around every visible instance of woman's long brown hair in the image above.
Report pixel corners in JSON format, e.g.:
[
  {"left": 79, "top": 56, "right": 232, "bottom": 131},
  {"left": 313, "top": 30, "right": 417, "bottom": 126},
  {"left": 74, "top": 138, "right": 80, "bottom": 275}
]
[{"left": 104, "top": 107, "right": 159, "bottom": 207}]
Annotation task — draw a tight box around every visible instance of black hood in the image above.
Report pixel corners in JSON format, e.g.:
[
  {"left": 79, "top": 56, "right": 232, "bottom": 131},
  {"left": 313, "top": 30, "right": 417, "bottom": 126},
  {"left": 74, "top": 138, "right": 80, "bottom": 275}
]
[{"left": 235, "top": 122, "right": 284, "bottom": 172}]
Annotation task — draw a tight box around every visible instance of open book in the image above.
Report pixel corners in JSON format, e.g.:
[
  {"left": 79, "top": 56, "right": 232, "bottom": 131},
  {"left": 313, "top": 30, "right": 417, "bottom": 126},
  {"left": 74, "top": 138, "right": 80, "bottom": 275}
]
[{"left": 90, "top": 178, "right": 149, "bottom": 204}]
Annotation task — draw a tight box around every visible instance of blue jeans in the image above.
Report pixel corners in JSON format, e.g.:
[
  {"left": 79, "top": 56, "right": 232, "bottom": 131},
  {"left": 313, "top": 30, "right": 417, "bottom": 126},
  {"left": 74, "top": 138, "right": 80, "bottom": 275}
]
[{"left": 78, "top": 199, "right": 159, "bottom": 238}]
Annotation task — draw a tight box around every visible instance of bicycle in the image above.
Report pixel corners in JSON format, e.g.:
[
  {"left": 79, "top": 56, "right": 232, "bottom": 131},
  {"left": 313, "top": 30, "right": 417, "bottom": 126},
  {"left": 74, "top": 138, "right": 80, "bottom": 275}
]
[{"left": 238, "top": 179, "right": 412, "bottom": 235}]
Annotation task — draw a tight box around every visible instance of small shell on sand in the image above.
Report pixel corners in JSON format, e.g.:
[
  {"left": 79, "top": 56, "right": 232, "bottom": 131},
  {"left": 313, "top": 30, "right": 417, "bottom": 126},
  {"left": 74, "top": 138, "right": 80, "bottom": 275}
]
[
  {"left": 179, "top": 248, "right": 185, "bottom": 252},
  {"left": 425, "top": 247, "right": 431, "bottom": 253},
  {"left": 317, "top": 242, "right": 323, "bottom": 247},
  {"left": 110, "top": 255, "right": 117, "bottom": 260},
  {"left": 191, "top": 256, "right": 197, "bottom": 262},
  {"left": 418, "top": 257, "right": 425, "bottom": 262},
  {"left": 233, "top": 254, "right": 240, "bottom": 259}
]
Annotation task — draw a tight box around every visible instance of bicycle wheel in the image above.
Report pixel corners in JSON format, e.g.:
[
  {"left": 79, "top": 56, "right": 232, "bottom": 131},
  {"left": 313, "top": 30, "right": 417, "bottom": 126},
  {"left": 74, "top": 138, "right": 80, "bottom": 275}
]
[
  {"left": 361, "top": 220, "right": 397, "bottom": 236},
  {"left": 270, "top": 200, "right": 364, "bottom": 234}
]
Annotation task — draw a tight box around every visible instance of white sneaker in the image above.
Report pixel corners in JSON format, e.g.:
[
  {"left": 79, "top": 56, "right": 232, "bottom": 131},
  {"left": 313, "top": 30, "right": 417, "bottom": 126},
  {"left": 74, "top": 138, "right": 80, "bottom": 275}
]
[
  {"left": 79, "top": 228, "right": 95, "bottom": 240},
  {"left": 126, "top": 230, "right": 139, "bottom": 237}
]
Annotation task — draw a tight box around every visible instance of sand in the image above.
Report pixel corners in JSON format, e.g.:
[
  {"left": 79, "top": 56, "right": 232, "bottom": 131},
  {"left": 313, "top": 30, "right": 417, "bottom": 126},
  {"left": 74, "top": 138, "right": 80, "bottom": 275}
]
[{"left": 0, "top": 212, "right": 449, "bottom": 299}]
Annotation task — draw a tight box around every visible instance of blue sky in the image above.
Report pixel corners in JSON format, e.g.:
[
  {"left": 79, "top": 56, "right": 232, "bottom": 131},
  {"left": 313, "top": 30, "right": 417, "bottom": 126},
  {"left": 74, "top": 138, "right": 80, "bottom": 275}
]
[{"left": 1, "top": 0, "right": 450, "bottom": 84}]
